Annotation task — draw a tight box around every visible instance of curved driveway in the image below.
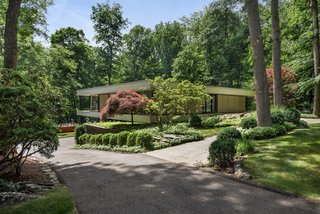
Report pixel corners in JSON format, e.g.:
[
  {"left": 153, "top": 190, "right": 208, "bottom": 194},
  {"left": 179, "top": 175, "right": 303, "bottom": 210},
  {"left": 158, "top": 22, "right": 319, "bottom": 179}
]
[{"left": 48, "top": 137, "right": 320, "bottom": 214}]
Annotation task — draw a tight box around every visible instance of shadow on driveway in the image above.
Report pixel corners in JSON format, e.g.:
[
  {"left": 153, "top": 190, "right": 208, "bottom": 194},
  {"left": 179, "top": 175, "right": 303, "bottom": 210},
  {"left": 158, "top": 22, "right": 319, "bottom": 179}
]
[{"left": 52, "top": 154, "right": 319, "bottom": 214}]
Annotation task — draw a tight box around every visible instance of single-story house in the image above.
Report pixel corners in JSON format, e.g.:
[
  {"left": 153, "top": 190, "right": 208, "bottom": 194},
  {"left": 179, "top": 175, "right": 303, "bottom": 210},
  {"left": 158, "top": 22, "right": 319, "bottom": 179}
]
[{"left": 77, "top": 80, "right": 255, "bottom": 123}]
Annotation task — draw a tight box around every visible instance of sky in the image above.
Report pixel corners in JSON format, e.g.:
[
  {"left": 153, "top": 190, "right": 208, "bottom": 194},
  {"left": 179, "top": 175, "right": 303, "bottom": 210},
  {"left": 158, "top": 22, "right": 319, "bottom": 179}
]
[{"left": 45, "top": 0, "right": 213, "bottom": 44}]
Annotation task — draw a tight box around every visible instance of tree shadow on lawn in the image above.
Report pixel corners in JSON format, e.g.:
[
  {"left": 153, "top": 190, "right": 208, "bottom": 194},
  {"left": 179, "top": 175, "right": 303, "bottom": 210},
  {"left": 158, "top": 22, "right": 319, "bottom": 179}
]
[
  {"left": 244, "top": 126, "right": 320, "bottom": 201},
  {"left": 52, "top": 158, "right": 319, "bottom": 214}
]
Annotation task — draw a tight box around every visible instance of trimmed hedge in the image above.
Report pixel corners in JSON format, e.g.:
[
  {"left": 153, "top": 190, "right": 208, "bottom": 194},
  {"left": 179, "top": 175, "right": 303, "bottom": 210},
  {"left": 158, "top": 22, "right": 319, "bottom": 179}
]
[
  {"left": 283, "top": 108, "right": 301, "bottom": 124},
  {"left": 117, "top": 131, "right": 130, "bottom": 146},
  {"left": 242, "top": 126, "right": 277, "bottom": 140},
  {"left": 78, "top": 133, "right": 90, "bottom": 145},
  {"left": 75, "top": 125, "right": 86, "bottom": 144},
  {"left": 239, "top": 117, "right": 257, "bottom": 129},
  {"left": 127, "top": 133, "right": 138, "bottom": 146},
  {"left": 136, "top": 132, "right": 153, "bottom": 149},
  {"left": 102, "top": 133, "right": 112, "bottom": 145},
  {"left": 208, "top": 139, "right": 236, "bottom": 167},
  {"left": 109, "top": 134, "right": 118, "bottom": 146},
  {"left": 271, "top": 109, "right": 285, "bottom": 125},
  {"left": 283, "top": 122, "right": 296, "bottom": 131},
  {"left": 217, "top": 127, "right": 242, "bottom": 141}
]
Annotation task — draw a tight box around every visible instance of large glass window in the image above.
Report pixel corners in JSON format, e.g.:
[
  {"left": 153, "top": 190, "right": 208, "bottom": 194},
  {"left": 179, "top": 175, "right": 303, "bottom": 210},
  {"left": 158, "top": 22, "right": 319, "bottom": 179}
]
[
  {"left": 91, "top": 96, "right": 99, "bottom": 111},
  {"left": 203, "top": 95, "right": 216, "bottom": 113},
  {"left": 79, "top": 96, "right": 90, "bottom": 110}
]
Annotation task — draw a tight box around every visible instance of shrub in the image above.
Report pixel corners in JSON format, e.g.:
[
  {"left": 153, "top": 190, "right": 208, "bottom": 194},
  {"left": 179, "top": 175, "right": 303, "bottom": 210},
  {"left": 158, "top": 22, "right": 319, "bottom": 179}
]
[
  {"left": 215, "top": 119, "right": 239, "bottom": 128},
  {"left": 271, "top": 109, "right": 285, "bottom": 125},
  {"left": 102, "top": 133, "right": 112, "bottom": 145},
  {"left": 94, "top": 134, "right": 104, "bottom": 145},
  {"left": 109, "top": 134, "right": 118, "bottom": 146},
  {"left": 202, "top": 117, "right": 220, "bottom": 128},
  {"left": 272, "top": 124, "right": 287, "bottom": 136},
  {"left": 127, "top": 132, "right": 138, "bottom": 146},
  {"left": 188, "top": 114, "right": 202, "bottom": 127},
  {"left": 79, "top": 133, "right": 90, "bottom": 145},
  {"left": 239, "top": 117, "right": 257, "bottom": 129},
  {"left": 298, "top": 120, "right": 309, "bottom": 128},
  {"left": 235, "top": 140, "right": 254, "bottom": 156},
  {"left": 208, "top": 139, "right": 236, "bottom": 167},
  {"left": 283, "top": 108, "right": 301, "bottom": 124},
  {"left": 75, "top": 125, "right": 86, "bottom": 144},
  {"left": 242, "top": 127, "right": 277, "bottom": 140},
  {"left": 89, "top": 135, "right": 99, "bottom": 144},
  {"left": 117, "top": 131, "right": 131, "bottom": 146},
  {"left": 217, "top": 127, "right": 242, "bottom": 141},
  {"left": 283, "top": 122, "right": 297, "bottom": 131},
  {"left": 136, "top": 132, "right": 153, "bottom": 150}
]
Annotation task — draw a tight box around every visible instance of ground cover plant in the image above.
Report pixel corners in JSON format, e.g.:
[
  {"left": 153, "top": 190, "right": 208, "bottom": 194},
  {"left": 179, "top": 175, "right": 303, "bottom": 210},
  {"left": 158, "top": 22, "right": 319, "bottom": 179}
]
[{"left": 1, "top": 187, "right": 76, "bottom": 214}]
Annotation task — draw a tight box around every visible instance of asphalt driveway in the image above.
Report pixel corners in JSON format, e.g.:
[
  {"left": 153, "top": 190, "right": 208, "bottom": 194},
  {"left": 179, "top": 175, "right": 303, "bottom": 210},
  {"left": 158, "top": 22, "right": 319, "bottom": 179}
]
[{"left": 47, "top": 137, "right": 320, "bottom": 214}]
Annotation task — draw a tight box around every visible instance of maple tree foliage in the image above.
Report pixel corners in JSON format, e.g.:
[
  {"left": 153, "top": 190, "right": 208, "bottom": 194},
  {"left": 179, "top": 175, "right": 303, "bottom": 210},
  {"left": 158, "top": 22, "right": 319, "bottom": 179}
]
[
  {"left": 266, "top": 67, "right": 298, "bottom": 106},
  {"left": 100, "top": 90, "right": 148, "bottom": 121}
]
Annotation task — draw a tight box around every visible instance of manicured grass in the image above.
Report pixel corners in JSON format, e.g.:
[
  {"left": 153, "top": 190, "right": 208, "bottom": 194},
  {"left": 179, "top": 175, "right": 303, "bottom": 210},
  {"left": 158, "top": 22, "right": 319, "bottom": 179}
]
[
  {"left": 2, "top": 187, "right": 76, "bottom": 214},
  {"left": 243, "top": 124, "right": 320, "bottom": 201},
  {"left": 58, "top": 132, "right": 75, "bottom": 138},
  {"left": 196, "top": 127, "right": 224, "bottom": 138}
]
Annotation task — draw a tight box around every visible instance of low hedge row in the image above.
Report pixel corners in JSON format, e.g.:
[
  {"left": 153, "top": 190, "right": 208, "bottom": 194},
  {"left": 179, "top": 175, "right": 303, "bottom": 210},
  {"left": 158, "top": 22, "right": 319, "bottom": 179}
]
[
  {"left": 241, "top": 122, "right": 297, "bottom": 140},
  {"left": 153, "top": 131, "right": 203, "bottom": 150},
  {"left": 209, "top": 118, "right": 307, "bottom": 167},
  {"left": 78, "top": 131, "right": 154, "bottom": 149}
]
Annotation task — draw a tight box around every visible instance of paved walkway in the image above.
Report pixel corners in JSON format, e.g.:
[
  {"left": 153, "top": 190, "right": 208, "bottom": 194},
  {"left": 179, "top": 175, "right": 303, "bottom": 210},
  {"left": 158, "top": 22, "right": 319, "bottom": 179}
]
[
  {"left": 302, "top": 118, "right": 320, "bottom": 124},
  {"left": 146, "top": 136, "right": 216, "bottom": 167},
  {"left": 46, "top": 137, "right": 320, "bottom": 214}
]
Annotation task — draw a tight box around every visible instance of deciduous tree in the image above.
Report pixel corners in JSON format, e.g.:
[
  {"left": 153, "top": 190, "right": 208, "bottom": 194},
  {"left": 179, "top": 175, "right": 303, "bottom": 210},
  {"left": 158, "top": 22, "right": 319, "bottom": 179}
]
[
  {"left": 91, "top": 2, "right": 128, "bottom": 85},
  {"left": 100, "top": 90, "right": 148, "bottom": 125},
  {"left": 271, "top": 0, "right": 284, "bottom": 106},
  {"left": 311, "top": 0, "right": 320, "bottom": 117},
  {"left": 246, "top": 0, "right": 272, "bottom": 126}
]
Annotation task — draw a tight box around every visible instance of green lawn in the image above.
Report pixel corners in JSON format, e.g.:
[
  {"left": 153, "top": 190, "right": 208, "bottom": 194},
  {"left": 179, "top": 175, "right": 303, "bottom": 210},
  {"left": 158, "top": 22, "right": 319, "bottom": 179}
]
[
  {"left": 243, "top": 124, "right": 320, "bottom": 201},
  {"left": 196, "top": 127, "right": 224, "bottom": 138},
  {"left": 58, "top": 132, "right": 75, "bottom": 138},
  {"left": 2, "top": 187, "right": 76, "bottom": 214}
]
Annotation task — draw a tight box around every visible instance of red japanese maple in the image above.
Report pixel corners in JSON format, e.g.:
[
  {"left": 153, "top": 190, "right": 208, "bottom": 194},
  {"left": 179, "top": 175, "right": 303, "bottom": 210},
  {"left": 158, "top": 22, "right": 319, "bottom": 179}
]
[
  {"left": 100, "top": 90, "right": 148, "bottom": 124},
  {"left": 266, "top": 67, "right": 298, "bottom": 106}
]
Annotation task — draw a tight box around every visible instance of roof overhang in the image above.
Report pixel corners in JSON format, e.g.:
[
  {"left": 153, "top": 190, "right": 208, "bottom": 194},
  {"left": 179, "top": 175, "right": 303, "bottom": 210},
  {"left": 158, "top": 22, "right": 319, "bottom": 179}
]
[
  {"left": 77, "top": 80, "right": 152, "bottom": 96},
  {"left": 77, "top": 80, "right": 255, "bottom": 97}
]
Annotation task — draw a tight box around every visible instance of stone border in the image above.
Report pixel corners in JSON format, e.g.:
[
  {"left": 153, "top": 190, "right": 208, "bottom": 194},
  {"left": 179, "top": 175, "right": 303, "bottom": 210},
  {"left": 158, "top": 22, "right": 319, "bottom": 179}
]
[{"left": 38, "top": 160, "right": 60, "bottom": 186}]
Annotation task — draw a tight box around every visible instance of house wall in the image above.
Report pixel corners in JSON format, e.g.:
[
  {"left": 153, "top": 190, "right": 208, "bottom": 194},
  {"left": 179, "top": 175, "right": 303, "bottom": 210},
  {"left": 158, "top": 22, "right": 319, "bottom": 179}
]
[
  {"left": 217, "top": 95, "right": 246, "bottom": 113},
  {"left": 99, "top": 94, "right": 109, "bottom": 110}
]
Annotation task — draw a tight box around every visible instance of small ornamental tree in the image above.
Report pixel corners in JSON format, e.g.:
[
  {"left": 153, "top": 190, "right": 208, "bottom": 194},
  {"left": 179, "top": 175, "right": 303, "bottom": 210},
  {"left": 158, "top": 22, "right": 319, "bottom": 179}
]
[
  {"left": 0, "top": 69, "right": 65, "bottom": 176},
  {"left": 266, "top": 67, "right": 298, "bottom": 107},
  {"left": 149, "top": 77, "right": 210, "bottom": 129},
  {"left": 100, "top": 90, "right": 148, "bottom": 124}
]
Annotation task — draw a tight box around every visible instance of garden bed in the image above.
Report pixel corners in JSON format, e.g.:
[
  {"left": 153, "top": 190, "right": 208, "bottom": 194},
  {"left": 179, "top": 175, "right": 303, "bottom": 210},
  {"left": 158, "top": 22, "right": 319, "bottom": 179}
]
[{"left": 75, "top": 123, "right": 204, "bottom": 153}]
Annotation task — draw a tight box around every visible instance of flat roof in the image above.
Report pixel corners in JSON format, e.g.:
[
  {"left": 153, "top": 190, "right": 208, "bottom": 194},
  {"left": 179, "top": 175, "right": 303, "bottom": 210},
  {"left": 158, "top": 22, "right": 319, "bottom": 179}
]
[{"left": 77, "top": 80, "right": 255, "bottom": 97}]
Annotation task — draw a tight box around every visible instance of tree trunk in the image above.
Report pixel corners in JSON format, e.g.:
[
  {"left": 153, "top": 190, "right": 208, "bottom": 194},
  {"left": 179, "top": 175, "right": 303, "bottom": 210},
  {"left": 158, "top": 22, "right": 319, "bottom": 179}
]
[
  {"left": 312, "top": 0, "right": 320, "bottom": 117},
  {"left": 271, "top": 0, "right": 284, "bottom": 106},
  {"left": 3, "top": 0, "right": 22, "bottom": 69},
  {"left": 130, "top": 110, "right": 134, "bottom": 125},
  {"left": 246, "top": 0, "right": 272, "bottom": 126}
]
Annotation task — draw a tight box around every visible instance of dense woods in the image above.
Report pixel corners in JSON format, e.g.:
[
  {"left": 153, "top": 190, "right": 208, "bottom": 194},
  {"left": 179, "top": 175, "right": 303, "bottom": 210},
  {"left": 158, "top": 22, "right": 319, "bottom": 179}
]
[{"left": 1, "top": 0, "right": 320, "bottom": 124}]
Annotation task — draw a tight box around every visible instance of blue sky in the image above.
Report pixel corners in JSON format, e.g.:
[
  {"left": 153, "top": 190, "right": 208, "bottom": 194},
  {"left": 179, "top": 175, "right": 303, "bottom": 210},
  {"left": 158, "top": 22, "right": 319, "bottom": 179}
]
[{"left": 46, "top": 0, "right": 213, "bottom": 44}]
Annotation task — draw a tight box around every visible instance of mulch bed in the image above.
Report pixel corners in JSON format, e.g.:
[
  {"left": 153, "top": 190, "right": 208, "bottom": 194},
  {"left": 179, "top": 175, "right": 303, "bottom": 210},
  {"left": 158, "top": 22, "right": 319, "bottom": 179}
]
[{"left": 2, "top": 158, "right": 51, "bottom": 185}]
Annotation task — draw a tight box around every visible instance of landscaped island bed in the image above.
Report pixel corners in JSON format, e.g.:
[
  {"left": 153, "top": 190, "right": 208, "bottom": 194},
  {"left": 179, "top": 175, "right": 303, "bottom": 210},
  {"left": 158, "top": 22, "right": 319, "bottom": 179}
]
[{"left": 243, "top": 124, "right": 320, "bottom": 201}]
